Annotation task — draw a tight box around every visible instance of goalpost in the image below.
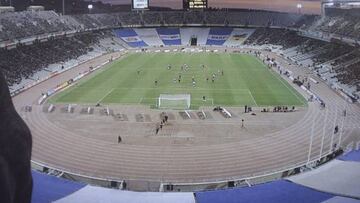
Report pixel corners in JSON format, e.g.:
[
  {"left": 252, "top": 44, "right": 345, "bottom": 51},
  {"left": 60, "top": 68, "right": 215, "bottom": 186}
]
[{"left": 158, "top": 94, "right": 191, "bottom": 109}]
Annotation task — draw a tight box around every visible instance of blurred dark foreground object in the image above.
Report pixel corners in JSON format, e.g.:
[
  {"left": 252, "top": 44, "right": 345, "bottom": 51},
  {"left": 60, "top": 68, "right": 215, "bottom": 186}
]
[{"left": 0, "top": 72, "right": 32, "bottom": 203}]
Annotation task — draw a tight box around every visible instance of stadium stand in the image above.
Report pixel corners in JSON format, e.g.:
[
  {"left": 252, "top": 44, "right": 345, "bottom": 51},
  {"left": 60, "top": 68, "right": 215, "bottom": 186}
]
[
  {"left": 0, "top": 11, "right": 75, "bottom": 43},
  {"left": 113, "top": 28, "right": 148, "bottom": 47},
  {"left": 244, "top": 28, "right": 306, "bottom": 49},
  {"left": 133, "top": 28, "right": 164, "bottom": 47},
  {"left": 32, "top": 149, "right": 360, "bottom": 203},
  {"left": 0, "top": 33, "right": 100, "bottom": 86},
  {"left": 1, "top": 9, "right": 360, "bottom": 100},
  {"left": 180, "top": 28, "right": 210, "bottom": 46},
  {"left": 310, "top": 15, "right": 360, "bottom": 40},
  {"left": 0, "top": 30, "right": 123, "bottom": 94},
  {"left": 156, "top": 28, "right": 182, "bottom": 46},
  {"left": 162, "top": 11, "right": 184, "bottom": 25},
  {"left": 223, "top": 28, "right": 255, "bottom": 47},
  {"left": 142, "top": 12, "right": 162, "bottom": 26},
  {"left": 0, "top": 10, "right": 358, "bottom": 45},
  {"left": 32, "top": 171, "right": 195, "bottom": 203},
  {"left": 243, "top": 27, "right": 360, "bottom": 100},
  {"left": 184, "top": 11, "right": 204, "bottom": 25},
  {"left": 2, "top": 7, "right": 360, "bottom": 202},
  {"left": 117, "top": 12, "right": 141, "bottom": 26},
  {"left": 337, "top": 149, "right": 360, "bottom": 162},
  {"left": 204, "top": 11, "right": 227, "bottom": 25},
  {"left": 196, "top": 180, "right": 338, "bottom": 203},
  {"left": 32, "top": 171, "right": 86, "bottom": 203},
  {"left": 206, "top": 28, "right": 233, "bottom": 46},
  {"left": 288, "top": 150, "right": 360, "bottom": 199}
]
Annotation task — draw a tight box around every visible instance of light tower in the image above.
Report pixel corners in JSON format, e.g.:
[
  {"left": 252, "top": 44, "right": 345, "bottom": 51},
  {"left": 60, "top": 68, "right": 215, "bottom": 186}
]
[
  {"left": 88, "top": 4, "right": 93, "bottom": 14},
  {"left": 297, "top": 3, "right": 303, "bottom": 14}
]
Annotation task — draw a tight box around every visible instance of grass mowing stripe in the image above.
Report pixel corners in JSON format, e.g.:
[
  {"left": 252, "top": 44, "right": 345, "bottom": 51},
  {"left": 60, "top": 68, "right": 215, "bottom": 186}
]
[
  {"left": 253, "top": 56, "right": 307, "bottom": 106},
  {"left": 51, "top": 53, "right": 307, "bottom": 109}
]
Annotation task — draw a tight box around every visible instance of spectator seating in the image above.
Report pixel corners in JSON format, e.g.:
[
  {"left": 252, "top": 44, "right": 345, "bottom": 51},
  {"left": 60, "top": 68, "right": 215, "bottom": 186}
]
[
  {"left": 244, "top": 28, "right": 306, "bottom": 49},
  {"left": 180, "top": 28, "right": 210, "bottom": 46},
  {"left": 162, "top": 11, "right": 184, "bottom": 25},
  {"left": 31, "top": 150, "right": 360, "bottom": 203},
  {"left": 1, "top": 10, "right": 360, "bottom": 98},
  {"left": 156, "top": 28, "right": 182, "bottom": 46},
  {"left": 134, "top": 28, "right": 164, "bottom": 46},
  {"left": 204, "top": 11, "right": 227, "bottom": 25},
  {"left": 223, "top": 28, "right": 255, "bottom": 47},
  {"left": 184, "top": 11, "right": 204, "bottom": 25},
  {"left": 288, "top": 150, "right": 360, "bottom": 199},
  {"left": 0, "top": 33, "right": 100, "bottom": 86},
  {"left": 142, "top": 12, "right": 162, "bottom": 25},
  {"left": 1, "top": 10, "right": 359, "bottom": 46},
  {"left": 206, "top": 28, "right": 233, "bottom": 46},
  {"left": 0, "top": 30, "right": 123, "bottom": 91},
  {"left": 113, "top": 28, "right": 148, "bottom": 48},
  {"left": 32, "top": 171, "right": 86, "bottom": 203},
  {"left": 196, "top": 180, "right": 339, "bottom": 203}
]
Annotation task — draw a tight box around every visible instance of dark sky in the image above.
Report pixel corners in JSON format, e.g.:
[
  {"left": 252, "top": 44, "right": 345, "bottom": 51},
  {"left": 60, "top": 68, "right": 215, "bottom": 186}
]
[{"left": 102, "top": 0, "right": 321, "bottom": 14}]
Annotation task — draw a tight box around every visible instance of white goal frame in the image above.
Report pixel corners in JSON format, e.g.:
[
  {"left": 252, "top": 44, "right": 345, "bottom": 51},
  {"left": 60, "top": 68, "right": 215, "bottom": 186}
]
[{"left": 158, "top": 94, "right": 191, "bottom": 109}]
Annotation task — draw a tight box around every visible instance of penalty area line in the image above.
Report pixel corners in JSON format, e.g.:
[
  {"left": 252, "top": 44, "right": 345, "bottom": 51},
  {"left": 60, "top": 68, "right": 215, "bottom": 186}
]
[
  {"left": 96, "top": 88, "right": 114, "bottom": 104},
  {"left": 248, "top": 90, "right": 258, "bottom": 107}
]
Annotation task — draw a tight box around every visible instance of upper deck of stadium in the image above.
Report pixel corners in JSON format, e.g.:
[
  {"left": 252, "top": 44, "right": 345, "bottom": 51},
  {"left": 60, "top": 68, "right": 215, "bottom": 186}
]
[{"left": 1, "top": 5, "right": 360, "bottom": 203}]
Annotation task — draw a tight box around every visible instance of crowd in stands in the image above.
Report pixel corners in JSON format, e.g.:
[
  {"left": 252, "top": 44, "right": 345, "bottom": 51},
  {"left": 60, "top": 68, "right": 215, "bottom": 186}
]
[
  {"left": 244, "top": 28, "right": 306, "bottom": 49},
  {"left": 336, "top": 61, "right": 360, "bottom": 92},
  {"left": 184, "top": 11, "right": 204, "bottom": 24},
  {"left": 0, "top": 10, "right": 315, "bottom": 43},
  {"left": 1, "top": 9, "right": 359, "bottom": 97},
  {"left": 204, "top": 11, "right": 226, "bottom": 25},
  {"left": 0, "top": 11, "right": 76, "bottom": 42},
  {"left": 294, "top": 8, "right": 360, "bottom": 40},
  {"left": 1, "top": 9, "right": 359, "bottom": 45},
  {"left": 244, "top": 27, "right": 359, "bottom": 98},
  {"left": 161, "top": 12, "right": 183, "bottom": 25},
  {"left": 295, "top": 39, "right": 327, "bottom": 55},
  {"left": 312, "top": 43, "right": 353, "bottom": 64},
  {"left": 0, "top": 32, "right": 103, "bottom": 86},
  {"left": 311, "top": 15, "right": 360, "bottom": 40}
]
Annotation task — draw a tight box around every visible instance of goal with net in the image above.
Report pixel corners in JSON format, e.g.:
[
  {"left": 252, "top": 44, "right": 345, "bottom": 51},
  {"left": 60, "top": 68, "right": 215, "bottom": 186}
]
[{"left": 158, "top": 94, "right": 191, "bottom": 109}]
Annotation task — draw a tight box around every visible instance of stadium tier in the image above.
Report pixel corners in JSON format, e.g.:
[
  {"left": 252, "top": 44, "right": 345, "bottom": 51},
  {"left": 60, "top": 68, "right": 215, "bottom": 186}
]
[
  {"left": 206, "top": 27, "right": 233, "bottom": 46},
  {"left": 31, "top": 150, "right": 360, "bottom": 202},
  {"left": 113, "top": 28, "right": 148, "bottom": 47},
  {"left": 1, "top": 7, "right": 360, "bottom": 203},
  {"left": 2, "top": 24, "right": 359, "bottom": 100},
  {"left": 156, "top": 28, "right": 182, "bottom": 46}
]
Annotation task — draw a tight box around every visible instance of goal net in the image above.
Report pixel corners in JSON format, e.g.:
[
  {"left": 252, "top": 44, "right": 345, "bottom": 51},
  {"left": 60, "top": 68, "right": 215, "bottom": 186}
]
[{"left": 158, "top": 94, "right": 191, "bottom": 109}]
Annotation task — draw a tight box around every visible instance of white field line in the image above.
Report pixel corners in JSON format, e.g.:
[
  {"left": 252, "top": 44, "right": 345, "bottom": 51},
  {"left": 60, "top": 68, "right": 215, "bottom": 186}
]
[
  {"left": 248, "top": 90, "right": 258, "bottom": 107},
  {"left": 185, "top": 110, "right": 191, "bottom": 119},
  {"left": 96, "top": 88, "right": 114, "bottom": 104},
  {"left": 72, "top": 87, "right": 251, "bottom": 92},
  {"left": 271, "top": 71, "right": 307, "bottom": 106},
  {"left": 202, "top": 110, "right": 207, "bottom": 119},
  {"left": 254, "top": 57, "right": 306, "bottom": 106},
  {"left": 203, "top": 98, "right": 214, "bottom": 106}
]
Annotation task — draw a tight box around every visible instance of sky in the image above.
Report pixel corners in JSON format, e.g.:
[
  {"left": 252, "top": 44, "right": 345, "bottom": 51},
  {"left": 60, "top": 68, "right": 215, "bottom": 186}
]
[{"left": 101, "top": 0, "right": 321, "bottom": 14}]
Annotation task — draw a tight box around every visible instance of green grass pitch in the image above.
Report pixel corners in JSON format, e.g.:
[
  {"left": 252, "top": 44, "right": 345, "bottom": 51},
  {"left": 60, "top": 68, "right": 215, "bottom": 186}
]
[{"left": 50, "top": 52, "right": 307, "bottom": 109}]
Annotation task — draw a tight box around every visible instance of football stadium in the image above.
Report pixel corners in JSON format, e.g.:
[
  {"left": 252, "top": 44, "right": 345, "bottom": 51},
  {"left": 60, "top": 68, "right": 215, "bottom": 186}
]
[{"left": 1, "top": 0, "right": 360, "bottom": 202}]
